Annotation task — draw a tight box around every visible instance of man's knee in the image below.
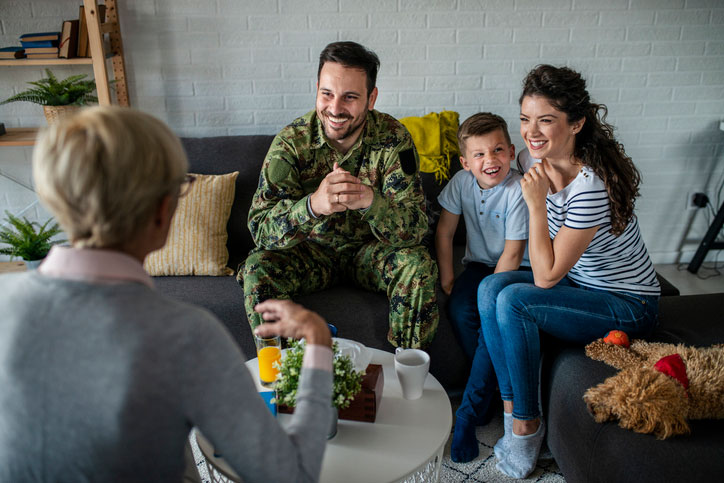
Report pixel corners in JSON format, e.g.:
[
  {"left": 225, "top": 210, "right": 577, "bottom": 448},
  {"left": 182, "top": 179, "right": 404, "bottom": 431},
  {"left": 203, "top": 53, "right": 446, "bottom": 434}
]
[{"left": 389, "top": 246, "right": 437, "bottom": 282}]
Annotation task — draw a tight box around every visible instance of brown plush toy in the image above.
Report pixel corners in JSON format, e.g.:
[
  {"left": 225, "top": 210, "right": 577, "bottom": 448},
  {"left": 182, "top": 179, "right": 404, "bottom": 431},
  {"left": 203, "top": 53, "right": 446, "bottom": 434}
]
[{"left": 583, "top": 336, "right": 724, "bottom": 439}]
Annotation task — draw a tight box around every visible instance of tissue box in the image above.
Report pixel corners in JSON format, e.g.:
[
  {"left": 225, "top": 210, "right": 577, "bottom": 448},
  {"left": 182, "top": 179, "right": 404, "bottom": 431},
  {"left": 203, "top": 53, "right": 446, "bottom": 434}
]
[{"left": 279, "top": 363, "right": 384, "bottom": 423}]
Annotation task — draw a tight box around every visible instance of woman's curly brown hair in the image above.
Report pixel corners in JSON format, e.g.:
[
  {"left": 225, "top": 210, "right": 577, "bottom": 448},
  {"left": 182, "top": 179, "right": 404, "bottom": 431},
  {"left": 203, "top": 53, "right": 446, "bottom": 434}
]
[{"left": 519, "top": 65, "right": 640, "bottom": 235}]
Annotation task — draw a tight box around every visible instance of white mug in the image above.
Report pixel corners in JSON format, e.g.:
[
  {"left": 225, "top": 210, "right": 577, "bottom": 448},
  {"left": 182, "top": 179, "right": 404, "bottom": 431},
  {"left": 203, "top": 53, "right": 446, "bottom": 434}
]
[{"left": 394, "top": 348, "right": 430, "bottom": 400}]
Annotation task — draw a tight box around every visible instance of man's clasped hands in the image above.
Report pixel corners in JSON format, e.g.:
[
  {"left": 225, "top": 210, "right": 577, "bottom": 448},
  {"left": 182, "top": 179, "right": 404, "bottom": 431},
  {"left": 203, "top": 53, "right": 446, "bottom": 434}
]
[{"left": 309, "top": 162, "right": 374, "bottom": 216}]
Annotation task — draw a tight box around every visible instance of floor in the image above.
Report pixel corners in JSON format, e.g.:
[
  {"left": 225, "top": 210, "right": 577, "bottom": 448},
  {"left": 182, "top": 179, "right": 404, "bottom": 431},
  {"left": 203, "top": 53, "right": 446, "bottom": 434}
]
[{"left": 654, "top": 262, "right": 724, "bottom": 295}]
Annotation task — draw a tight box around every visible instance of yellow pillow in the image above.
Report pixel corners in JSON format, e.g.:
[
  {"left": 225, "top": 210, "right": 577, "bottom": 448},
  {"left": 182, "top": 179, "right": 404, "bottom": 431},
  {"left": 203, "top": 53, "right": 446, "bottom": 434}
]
[
  {"left": 400, "top": 111, "right": 460, "bottom": 184},
  {"left": 144, "top": 172, "right": 238, "bottom": 276}
]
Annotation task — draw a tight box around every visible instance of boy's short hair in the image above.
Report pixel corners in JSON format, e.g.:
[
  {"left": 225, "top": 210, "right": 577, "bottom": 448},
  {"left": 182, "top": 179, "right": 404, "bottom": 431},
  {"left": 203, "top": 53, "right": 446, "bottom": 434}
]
[
  {"left": 457, "top": 112, "right": 512, "bottom": 153},
  {"left": 33, "top": 106, "right": 188, "bottom": 248}
]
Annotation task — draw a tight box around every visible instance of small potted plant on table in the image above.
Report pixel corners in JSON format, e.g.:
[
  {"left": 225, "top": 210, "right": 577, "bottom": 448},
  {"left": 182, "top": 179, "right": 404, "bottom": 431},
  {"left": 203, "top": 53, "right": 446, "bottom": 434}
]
[
  {"left": 0, "top": 68, "right": 98, "bottom": 124},
  {"left": 274, "top": 339, "right": 364, "bottom": 439},
  {"left": 0, "top": 212, "right": 64, "bottom": 269}
]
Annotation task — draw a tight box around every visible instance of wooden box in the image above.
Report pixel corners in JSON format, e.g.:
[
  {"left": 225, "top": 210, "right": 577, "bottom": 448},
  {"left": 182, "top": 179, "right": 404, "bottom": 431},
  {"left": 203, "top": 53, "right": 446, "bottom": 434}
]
[
  {"left": 279, "top": 363, "right": 384, "bottom": 423},
  {"left": 338, "top": 363, "right": 384, "bottom": 422}
]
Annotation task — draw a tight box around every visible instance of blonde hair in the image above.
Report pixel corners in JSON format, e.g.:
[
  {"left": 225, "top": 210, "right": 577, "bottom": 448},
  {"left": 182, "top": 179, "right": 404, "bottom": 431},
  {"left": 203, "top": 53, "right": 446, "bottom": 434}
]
[{"left": 32, "top": 106, "right": 188, "bottom": 248}]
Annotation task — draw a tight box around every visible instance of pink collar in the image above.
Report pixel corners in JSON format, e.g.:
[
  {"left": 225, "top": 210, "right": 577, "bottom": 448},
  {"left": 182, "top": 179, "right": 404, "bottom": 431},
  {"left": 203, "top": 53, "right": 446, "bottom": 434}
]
[{"left": 38, "top": 246, "right": 154, "bottom": 288}]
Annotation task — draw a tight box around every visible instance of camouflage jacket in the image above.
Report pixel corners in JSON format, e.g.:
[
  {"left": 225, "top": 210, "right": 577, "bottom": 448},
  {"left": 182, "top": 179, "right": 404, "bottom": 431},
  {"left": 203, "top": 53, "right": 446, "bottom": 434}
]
[{"left": 248, "top": 109, "right": 428, "bottom": 252}]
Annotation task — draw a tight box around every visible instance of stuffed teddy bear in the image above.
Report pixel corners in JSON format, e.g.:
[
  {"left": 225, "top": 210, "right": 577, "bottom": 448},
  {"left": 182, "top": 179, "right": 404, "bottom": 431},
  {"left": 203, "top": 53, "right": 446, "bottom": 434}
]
[{"left": 583, "top": 335, "right": 724, "bottom": 439}]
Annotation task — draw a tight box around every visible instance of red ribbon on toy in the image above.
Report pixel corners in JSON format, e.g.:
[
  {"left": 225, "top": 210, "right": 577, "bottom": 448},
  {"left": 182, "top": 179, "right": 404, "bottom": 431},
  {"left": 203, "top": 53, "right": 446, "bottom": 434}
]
[{"left": 653, "top": 354, "right": 689, "bottom": 391}]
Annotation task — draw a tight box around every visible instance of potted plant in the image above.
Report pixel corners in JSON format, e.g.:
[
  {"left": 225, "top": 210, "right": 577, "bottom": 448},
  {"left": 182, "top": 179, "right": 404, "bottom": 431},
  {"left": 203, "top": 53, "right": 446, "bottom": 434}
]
[
  {"left": 0, "top": 69, "right": 98, "bottom": 124},
  {"left": 274, "top": 339, "right": 364, "bottom": 438},
  {"left": 0, "top": 212, "right": 64, "bottom": 268}
]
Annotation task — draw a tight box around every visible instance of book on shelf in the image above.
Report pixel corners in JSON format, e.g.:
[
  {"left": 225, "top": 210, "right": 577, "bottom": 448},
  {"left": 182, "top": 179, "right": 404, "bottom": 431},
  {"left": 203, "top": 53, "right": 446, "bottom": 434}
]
[
  {"left": 24, "top": 47, "right": 59, "bottom": 54},
  {"left": 19, "top": 40, "right": 58, "bottom": 48},
  {"left": 78, "top": 4, "right": 106, "bottom": 58},
  {"left": 58, "top": 20, "right": 79, "bottom": 59},
  {"left": 25, "top": 53, "right": 60, "bottom": 59},
  {"left": 19, "top": 32, "right": 60, "bottom": 43},
  {"left": 0, "top": 47, "right": 25, "bottom": 59}
]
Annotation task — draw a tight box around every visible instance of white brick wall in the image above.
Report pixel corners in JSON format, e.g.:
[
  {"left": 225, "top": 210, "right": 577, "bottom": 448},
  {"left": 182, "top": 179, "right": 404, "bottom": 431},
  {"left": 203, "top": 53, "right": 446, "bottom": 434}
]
[{"left": 2, "top": 0, "right": 724, "bottom": 265}]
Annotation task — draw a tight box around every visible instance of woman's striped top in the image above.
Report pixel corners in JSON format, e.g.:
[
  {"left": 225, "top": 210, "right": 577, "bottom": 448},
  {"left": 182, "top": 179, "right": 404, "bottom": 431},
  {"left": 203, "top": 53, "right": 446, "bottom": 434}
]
[{"left": 547, "top": 165, "right": 660, "bottom": 296}]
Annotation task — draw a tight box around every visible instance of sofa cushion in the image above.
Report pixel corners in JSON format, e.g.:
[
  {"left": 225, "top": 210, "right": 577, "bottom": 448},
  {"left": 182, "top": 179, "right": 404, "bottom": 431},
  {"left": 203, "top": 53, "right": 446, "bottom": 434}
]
[
  {"left": 144, "top": 172, "right": 238, "bottom": 276},
  {"left": 180, "top": 136, "right": 275, "bottom": 271}
]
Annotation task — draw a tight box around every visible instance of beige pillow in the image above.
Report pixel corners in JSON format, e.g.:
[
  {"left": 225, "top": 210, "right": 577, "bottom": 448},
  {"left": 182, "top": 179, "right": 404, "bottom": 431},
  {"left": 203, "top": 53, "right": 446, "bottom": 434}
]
[{"left": 144, "top": 172, "right": 238, "bottom": 276}]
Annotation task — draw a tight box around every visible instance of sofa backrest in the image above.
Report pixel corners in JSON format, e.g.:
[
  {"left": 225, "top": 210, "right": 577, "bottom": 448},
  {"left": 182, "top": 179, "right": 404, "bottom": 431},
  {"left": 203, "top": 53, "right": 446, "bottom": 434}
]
[{"left": 181, "top": 135, "right": 275, "bottom": 271}]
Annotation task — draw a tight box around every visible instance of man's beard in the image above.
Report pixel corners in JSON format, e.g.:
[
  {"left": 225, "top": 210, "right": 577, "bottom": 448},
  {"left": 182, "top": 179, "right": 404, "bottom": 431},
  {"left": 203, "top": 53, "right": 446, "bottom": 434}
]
[{"left": 320, "top": 107, "right": 368, "bottom": 142}]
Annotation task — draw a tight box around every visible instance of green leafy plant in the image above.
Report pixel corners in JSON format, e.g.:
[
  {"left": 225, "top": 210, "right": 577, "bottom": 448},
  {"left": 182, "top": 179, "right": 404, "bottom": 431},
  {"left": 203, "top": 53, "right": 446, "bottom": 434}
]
[
  {"left": 273, "top": 340, "right": 364, "bottom": 410},
  {"left": 0, "top": 69, "right": 98, "bottom": 106},
  {"left": 0, "top": 212, "right": 64, "bottom": 261}
]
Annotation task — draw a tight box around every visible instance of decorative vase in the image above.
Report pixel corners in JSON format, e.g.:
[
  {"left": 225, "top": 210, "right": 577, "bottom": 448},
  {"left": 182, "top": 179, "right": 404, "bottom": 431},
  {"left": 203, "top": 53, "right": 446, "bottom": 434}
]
[
  {"left": 43, "top": 105, "right": 81, "bottom": 125},
  {"left": 23, "top": 259, "right": 43, "bottom": 270},
  {"left": 328, "top": 407, "right": 338, "bottom": 439}
]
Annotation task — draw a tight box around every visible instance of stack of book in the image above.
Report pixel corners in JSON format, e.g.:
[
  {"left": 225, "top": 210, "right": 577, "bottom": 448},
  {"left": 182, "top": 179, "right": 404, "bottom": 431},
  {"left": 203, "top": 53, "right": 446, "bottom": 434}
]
[
  {"left": 20, "top": 32, "right": 60, "bottom": 59},
  {"left": 8, "top": 5, "right": 107, "bottom": 61},
  {"left": 0, "top": 46, "right": 25, "bottom": 59}
]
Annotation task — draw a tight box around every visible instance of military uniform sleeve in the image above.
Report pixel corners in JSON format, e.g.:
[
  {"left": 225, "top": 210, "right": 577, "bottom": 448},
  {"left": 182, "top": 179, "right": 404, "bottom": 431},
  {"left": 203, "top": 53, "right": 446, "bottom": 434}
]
[
  {"left": 361, "top": 130, "right": 428, "bottom": 247},
  {"left": 247, "top": 134, "right": 324, "bottom": 249}
]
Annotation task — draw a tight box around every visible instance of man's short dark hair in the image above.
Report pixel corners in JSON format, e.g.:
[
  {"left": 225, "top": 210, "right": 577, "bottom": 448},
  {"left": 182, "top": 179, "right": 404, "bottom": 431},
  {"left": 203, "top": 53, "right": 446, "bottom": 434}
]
[
  {"left": 457, "top": 112, "right": 512, "bottom": 153},
  {"left": 318, "top": 41, "right": 380, "bottom": 97}
]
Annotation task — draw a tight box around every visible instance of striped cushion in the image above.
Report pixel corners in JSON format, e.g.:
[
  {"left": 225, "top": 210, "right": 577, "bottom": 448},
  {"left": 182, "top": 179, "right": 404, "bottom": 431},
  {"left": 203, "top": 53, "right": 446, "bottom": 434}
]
[{"left": 144, "top": 171, "right": 239, "bottom": 276}]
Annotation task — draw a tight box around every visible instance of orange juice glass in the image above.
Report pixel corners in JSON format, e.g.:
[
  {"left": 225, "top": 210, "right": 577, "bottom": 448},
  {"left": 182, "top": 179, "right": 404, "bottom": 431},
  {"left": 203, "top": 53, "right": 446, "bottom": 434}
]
[{"left": 255, "top": 335, "right": 281, "bottom": 387}]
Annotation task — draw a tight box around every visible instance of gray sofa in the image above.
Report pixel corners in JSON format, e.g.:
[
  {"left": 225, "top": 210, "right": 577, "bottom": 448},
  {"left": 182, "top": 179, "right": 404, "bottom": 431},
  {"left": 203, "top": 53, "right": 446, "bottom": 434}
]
[{"left": 154, "top": 134, "right": 723, "bottom": 481}]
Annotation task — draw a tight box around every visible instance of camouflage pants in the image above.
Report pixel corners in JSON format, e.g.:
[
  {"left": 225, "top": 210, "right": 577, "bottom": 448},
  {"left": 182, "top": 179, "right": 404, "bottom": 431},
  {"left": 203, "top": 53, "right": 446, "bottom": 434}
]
[{"left": 239, "top": 240, "right": 439, "bottom": 349}]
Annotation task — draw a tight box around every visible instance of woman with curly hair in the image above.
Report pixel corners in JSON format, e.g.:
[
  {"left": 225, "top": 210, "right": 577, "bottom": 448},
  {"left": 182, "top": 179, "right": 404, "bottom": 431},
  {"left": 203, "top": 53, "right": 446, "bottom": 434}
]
[{"left": 451, "top": 65, "right": 660, "bottom": 478}]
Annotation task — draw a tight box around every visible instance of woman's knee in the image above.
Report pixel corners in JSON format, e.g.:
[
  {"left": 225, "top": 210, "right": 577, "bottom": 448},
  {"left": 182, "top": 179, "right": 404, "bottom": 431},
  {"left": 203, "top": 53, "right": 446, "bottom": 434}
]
[
  {"left": 477, "top": 271, "right": 531, "bottom": 299},
  {"left": 493, "top": 284, "right": 541, "bottom": 329}
]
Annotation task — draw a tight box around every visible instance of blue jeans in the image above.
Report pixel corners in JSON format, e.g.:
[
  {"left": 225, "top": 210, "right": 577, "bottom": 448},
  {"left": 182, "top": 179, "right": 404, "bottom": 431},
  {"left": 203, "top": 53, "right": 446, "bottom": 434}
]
[
  {"left": 476, "top": 271, "right": 659, "bottom": 421},
  {"left": 452, "top": 265, "right": 532, "bottom": 424},
  {"left": 447, "top": 262, "right": 496, "bottom": 360}
]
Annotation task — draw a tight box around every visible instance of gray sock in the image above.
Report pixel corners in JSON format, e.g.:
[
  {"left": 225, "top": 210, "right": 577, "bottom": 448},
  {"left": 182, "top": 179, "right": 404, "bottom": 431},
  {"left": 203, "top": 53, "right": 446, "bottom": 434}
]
[
  {"left": 493, "top": 412, "right": 512, "bottom": 461},
  {"left": 495, "top": 420, "right": 546, "bottom": 479}
]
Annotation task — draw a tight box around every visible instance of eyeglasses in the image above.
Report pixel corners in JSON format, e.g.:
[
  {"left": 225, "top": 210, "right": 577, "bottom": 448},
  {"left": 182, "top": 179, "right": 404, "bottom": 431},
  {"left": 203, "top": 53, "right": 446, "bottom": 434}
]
[{"left": 178, "top": 174, "right": 196, "bottom": 198}]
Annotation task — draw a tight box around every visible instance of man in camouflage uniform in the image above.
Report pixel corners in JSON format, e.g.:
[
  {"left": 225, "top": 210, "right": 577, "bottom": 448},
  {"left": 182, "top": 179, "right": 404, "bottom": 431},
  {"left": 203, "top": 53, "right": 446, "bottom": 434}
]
[{"left": 239, "top": 41, "right": 438, "bottom": 348}]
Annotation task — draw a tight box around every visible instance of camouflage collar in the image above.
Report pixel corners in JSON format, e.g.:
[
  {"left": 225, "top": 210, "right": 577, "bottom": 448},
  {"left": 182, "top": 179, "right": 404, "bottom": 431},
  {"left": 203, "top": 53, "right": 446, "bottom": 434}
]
[{"left": 311, "top": 110, "right": 378, "bottom": 153}]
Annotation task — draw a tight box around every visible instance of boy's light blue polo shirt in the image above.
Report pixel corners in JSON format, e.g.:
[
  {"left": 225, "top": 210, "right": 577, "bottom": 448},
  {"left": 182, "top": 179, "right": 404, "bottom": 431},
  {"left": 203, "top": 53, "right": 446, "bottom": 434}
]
[{"left": 438, "top": 169, "right": 530, "bottom": 267}]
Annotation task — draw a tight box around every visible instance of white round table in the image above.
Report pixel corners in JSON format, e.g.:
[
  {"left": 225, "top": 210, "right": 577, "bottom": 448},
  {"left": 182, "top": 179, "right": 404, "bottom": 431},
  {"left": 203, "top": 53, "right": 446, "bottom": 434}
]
[{"left": 196, "top": 347, "right": 452, "bottom": 483}]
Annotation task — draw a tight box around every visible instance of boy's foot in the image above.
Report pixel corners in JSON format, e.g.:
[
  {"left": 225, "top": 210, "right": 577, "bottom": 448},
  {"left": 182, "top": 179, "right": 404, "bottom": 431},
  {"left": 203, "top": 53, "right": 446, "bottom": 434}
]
[{"left": 450, "top": 416, "right": 479, "bottom": 463}]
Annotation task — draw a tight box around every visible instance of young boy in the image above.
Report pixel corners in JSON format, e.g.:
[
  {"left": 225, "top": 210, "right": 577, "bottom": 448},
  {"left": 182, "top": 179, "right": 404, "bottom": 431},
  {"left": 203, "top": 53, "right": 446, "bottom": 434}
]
[
  {"left": 436, "top": 113, "right": 529, "bottom": 463},
  {"left": 435, "top": 112, "right": 529, "bottom": 361}
]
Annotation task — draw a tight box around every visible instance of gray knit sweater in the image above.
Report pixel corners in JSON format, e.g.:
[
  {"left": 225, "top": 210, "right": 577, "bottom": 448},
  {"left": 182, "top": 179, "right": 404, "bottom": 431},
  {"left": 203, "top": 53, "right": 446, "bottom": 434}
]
[{"left": 0, "top": 272, "right": 332, "bottom": 482}]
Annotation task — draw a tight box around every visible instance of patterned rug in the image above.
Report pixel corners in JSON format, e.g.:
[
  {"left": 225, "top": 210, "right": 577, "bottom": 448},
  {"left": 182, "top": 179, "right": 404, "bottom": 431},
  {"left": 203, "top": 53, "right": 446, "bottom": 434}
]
[
  {"left": 189, "top": 411, "right": 566, "bottom": 483},
  {"left": 439, "top": 412, "right": 566, "bottom": 482}
]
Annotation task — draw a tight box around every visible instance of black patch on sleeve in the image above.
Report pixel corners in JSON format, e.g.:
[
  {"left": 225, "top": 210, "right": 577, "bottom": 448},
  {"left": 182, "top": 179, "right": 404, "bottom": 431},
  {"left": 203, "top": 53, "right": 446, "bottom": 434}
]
[{"left": 399, "top": 148, "right": 416, "bottom": 175}]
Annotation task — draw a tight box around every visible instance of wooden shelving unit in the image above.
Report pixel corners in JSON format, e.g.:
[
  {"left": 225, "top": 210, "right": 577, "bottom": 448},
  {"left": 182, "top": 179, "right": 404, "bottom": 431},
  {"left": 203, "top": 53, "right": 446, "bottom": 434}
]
[
  {"left": 0, "top": 0, "right": 128, "bottom": 147},
  {"left": 0, "top": 58, "right": 94, "bottom": 66},
  {"left": 0, "top": 128, "right": 38, "bottom": 146}
]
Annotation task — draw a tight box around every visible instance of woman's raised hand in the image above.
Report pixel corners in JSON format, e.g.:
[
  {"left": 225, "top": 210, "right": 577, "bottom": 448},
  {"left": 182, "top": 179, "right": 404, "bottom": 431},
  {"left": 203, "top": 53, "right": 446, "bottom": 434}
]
[{"left": 521, "top": 161, "right": 551, "bottom": 210}]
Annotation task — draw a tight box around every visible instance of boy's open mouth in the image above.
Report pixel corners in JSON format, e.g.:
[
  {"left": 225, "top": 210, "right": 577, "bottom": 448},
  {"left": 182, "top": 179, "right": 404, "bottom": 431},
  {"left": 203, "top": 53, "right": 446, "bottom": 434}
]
[{"left": 483, "top": 167, "right": 501, "bottom": 175}]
